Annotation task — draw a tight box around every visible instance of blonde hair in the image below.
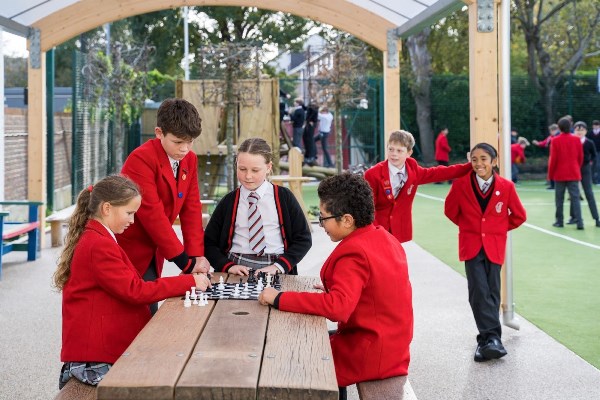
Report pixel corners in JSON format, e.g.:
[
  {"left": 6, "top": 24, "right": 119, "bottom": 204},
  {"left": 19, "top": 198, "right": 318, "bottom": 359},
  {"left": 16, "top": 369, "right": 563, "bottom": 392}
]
[
  {"left": 388, "top": 130, "right": 416, "bottom": 151},
  {"left": 53, "top": 175, "right": 140, "bottom": 291}
]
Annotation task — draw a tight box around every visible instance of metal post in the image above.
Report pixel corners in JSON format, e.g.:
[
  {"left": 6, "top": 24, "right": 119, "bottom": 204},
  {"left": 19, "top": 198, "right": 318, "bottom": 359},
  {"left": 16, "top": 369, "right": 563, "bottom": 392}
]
[
  {"left": 0, "top": 28, "right": 5, "bottom": 201},
  {"left": 46, "top": 49, "right": 55, "bottom": 210}
]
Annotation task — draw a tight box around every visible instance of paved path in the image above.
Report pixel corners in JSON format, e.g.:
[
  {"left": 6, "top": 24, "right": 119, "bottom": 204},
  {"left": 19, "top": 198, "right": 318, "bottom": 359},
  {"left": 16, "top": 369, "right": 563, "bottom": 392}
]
[{"left": 1, "top": 226, "right": 599, "bottom": 399}]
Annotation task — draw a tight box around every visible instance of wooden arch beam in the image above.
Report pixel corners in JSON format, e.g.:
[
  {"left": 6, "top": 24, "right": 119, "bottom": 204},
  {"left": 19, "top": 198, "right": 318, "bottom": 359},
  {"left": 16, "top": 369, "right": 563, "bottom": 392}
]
[{"left": 33, "top": 0, "right": 395, "bottom": 51}]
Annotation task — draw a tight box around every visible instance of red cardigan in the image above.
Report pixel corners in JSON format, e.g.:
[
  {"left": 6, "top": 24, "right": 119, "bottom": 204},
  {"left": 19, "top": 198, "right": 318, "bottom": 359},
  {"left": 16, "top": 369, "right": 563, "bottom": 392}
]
[
  {"left": 364, "top": 158, "right": 472, "bottom": 242},
  {"left": 118, "top": 139, "right": 204, "bottom": 276},
  {"left": 444, "top": 172, "right": 526, "bottom": 265},
  {"left": 434, "top": 133, "right": 451, "bottom": 162},
  {"left": 548, "top": 132, "right": 583, "bottom": 181},
  {"left": 61, "top": 220, "right": 195, "bottom": 364},
  {"left": 278, "top": 225, "right": 413, "bottom": 387}
]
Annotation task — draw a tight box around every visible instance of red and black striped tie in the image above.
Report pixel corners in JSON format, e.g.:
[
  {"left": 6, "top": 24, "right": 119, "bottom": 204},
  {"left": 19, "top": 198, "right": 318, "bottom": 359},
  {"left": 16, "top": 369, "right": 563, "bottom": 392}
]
[{"left": 248, "top": 192, "right": 265, "bottom": 256}]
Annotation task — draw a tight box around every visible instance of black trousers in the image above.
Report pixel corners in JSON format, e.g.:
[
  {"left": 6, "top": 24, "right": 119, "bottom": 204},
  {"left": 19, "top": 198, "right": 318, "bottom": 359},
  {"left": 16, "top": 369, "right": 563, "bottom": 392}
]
[
  {"left": 570, "top": 164, "right": 599, "bottom": 221},
  {"left": 465, "top": 248, "right": 502, "bottom": 343},
  {"left": 555, "top": 180, "right": 582, "bottom": 226},
  {"left": 142, "top": 258, "right": 159, "bottom": 315}
]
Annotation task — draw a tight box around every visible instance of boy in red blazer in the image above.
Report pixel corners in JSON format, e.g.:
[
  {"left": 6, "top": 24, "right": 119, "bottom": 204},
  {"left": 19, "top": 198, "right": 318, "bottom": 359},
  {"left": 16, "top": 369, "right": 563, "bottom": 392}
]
[
  {"left": 435, "top": 127, "right": 451, "bottom": 166},
  {"left": 259, "top": 173, "right": 413, "bottom": 400},
  {"left": 445, "top": 143, "right": 526, "bottom": 362},
  {"left": 118, "top": 98, "right": 210, "bottom": 313},
  {"left": 548, "top": 117, "right": 584, "bottom": 229},
  {"left": 364, "top": 130, "right": 471, "bottom": 243}
]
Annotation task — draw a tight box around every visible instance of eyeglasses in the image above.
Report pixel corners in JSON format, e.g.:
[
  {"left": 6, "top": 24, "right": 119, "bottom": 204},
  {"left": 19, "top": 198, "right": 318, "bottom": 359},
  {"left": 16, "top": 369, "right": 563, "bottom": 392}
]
[{"left": 318, "top": 214, "right": 341, "bottom": 227}]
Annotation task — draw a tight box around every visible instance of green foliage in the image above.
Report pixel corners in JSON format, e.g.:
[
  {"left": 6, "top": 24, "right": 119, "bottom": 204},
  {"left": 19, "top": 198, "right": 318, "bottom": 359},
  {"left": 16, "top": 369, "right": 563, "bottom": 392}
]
[{"left": 2, "top": 56, "right": 27, "bottom": 87}]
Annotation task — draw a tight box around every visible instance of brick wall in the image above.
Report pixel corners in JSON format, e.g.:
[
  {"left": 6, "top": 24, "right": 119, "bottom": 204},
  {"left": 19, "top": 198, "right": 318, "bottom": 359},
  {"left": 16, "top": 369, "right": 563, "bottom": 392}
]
[{"left": 3, "top": 108, "right": 73, "bottom": 204}]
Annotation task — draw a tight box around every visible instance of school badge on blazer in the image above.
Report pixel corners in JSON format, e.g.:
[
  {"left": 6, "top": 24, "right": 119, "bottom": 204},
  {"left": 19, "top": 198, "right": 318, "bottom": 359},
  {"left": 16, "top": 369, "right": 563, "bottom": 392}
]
[
  {"left": 495, "top": 202, "right": 503, "bottom": 213},
  {"left": 383, "top": 180, "right": 393, "bottom": 200}
]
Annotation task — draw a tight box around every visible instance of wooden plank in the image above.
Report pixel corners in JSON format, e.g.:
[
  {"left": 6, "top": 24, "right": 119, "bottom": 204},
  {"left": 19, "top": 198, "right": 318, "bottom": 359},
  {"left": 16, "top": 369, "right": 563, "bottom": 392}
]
[
  {"left": 54, "top": 378, "right": 96, "bottom": 400},
  {"left": 383, "top": 49, "right": 401, "bottom": 157},
  {"left": 357, "top": 376, "right": 417, "bottom": 400},
  {"left": 258, "top": 276, "right": 338, "bottom": 400},
  {"left": 2, "top": 222, "right": 39, "bottom": 240},
  {"left": 175, "top": 298, "right": 269, "bottom": 400},
  {"left": 97, "top": 296, "right": 215, "bottom": 400}
]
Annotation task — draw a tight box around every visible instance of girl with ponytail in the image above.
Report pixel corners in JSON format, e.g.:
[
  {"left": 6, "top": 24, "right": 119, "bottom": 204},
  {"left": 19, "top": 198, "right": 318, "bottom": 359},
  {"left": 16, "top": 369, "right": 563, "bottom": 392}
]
[{"left": 53, "top": 175, "right": 210, "bottom": 390}]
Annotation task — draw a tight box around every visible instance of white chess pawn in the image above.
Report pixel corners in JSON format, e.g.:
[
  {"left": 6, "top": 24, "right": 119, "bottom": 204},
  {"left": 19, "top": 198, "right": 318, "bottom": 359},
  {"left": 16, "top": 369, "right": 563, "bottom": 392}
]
[
  {"left": 191, "top": 287, "right": 198, "bottom": 304},
  {"left": 243, "top": 282, "right": 250, "bottom": 293},
  {"left": 218, "top": 276, "right": 225, "bottom": 290},
  {"left": 233, "top": 284, "right": 240, "bottom": 298},
  {"left": 184, "top": 291, "right": 192, "bottom": 308}
]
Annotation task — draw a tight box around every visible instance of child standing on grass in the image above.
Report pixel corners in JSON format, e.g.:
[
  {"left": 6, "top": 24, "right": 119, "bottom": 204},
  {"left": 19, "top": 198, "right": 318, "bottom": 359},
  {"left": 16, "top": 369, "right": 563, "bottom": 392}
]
[
  {"left": 204, "top": 138, "right": 311, "bottom": 276},
  {"left": 569, "top": 121, "right": 600, "bottom": 227},
  {"left": 53, "top": 175, "right": 210, "bottom": 390},
  {"left": 444, "top": 143, "right": 526, "bottom": 363},
  {"left": 364, "top": 130, "right": 472, "bottom": 243},
  {"left": 258, "top": 173, "right": 413, "bottom": 400}
]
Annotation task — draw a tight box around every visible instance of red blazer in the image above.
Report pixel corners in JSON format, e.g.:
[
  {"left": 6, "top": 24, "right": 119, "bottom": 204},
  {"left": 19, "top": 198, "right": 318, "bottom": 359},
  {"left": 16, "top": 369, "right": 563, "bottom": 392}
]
[
  {"left": 444, "top": 172, "right": 526, "bottom": 265},
  {"left": 61, "top": 220, "right": 195, "bottom": 364},
  {"left": 548, "top": 132, "right": 583, "bottom": 181},
  {"left": 511, "top": 143, "right": 526, "bottom": 164},
  {"left": 435, "top": 133, "right": 451, "bottom": 162},
  {"left": 278, "top": 225, "right": 413, "bottom": 387},
  {"left": 364, "top": 158, "right": 471, "bottom": 243},
  {"left": 118, "top": 139, "right": 204, "bottom": 276}
]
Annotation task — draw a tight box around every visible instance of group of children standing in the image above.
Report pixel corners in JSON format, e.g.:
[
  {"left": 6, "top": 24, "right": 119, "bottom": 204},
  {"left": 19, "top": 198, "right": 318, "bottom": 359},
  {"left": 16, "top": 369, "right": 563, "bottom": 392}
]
[{"left": 55, "top": 97, "right": 527, "bottom": 397}]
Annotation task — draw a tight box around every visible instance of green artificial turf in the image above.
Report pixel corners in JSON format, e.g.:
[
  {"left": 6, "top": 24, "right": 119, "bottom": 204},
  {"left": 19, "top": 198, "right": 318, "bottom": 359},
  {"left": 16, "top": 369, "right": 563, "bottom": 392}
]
[{"left": 412, "top": 180, "right": 600, "bottom": 369}]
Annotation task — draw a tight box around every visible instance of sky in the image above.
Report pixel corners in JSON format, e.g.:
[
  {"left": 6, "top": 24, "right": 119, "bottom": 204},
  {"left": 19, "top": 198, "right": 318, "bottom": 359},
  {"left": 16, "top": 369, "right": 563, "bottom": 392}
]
[{"left": 1, "top": 31, "right": 28, "bottom": 58}]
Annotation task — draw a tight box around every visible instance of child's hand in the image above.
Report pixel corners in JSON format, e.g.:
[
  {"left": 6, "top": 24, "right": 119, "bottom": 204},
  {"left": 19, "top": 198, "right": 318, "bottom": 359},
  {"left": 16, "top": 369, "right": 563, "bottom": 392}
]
[
  {"left": 313, "top": 283, "right": 325, "bottom": 291},
  {"left": 258, "top": 287, "right": 279, "bottom": 306},
  {"left": 192, "top": 256, "right": 211, "bottom": 274},
  {"left": 193, "top": 274, "right": 212, "bottom": 291},
  {"left": 228, "top": 265, "right": 250, "bottom": 276},
  {"left": 256, "top": 265, "right": 281, "bottom": 275}
]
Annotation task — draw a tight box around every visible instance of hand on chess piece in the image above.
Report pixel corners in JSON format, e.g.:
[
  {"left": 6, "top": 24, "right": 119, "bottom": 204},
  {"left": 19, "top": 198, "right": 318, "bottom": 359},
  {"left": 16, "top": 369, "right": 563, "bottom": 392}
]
[
  {"left": 256, "top": 264, "right": 281, "bottom": 276},
  {"left": 191, "top": 256, "right": 211, "bottom": 275},
  {"left": 192, "top": 273, "right": 212, "bottom": 291},
  {"left": 258, "top": 287, "right": 280, "bottom": 306},
  {"left": 228, "top": 265, "right": 250, "bottom": 276}
]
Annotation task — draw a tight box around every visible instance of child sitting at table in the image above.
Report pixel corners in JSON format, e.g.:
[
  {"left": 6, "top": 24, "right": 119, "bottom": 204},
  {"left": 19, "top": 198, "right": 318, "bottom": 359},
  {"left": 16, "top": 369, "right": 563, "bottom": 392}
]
[
  {"left": 53, "top": 175, "right": 210, "bottom": 389},
  {"left": 258, "top": 173, "right": 413, "bottom": 399},
  {"left": 204, "top": 137, "right": 312, "bottom": 276}
]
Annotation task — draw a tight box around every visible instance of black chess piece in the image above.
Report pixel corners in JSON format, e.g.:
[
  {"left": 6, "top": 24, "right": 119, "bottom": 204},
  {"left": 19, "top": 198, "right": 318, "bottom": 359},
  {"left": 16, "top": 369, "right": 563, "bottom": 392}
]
[{"left": 247, "top": 269, "right": 256, "bottom": 284}]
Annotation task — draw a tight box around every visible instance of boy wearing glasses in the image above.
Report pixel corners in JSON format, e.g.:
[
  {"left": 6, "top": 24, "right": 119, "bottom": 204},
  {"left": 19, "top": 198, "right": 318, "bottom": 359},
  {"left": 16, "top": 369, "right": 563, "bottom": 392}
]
[{"left": 259, "top": 173, "right": 413, "bottom": 400}]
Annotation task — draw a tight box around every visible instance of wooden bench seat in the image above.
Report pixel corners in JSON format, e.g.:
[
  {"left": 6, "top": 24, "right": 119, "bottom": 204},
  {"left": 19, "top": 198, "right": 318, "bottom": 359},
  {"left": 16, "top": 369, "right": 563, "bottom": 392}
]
[
  {"left": 1, "top": 201, "right": 43, "bottom": 279},
  {"left": 357, "top": 375, "right": 417, "bottom": 400},
  {"left": 46, "top": 205, "right": 76, "bottom": 247},
  {"left": 53, "top": 378, "right": 96, "bottom": 400}
]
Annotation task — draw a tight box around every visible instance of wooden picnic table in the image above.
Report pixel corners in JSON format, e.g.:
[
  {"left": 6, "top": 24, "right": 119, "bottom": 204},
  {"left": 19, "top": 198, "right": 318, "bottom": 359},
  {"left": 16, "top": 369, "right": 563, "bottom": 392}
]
[{"left": 97, "top": 273, "right": 338, "bottom": 400}]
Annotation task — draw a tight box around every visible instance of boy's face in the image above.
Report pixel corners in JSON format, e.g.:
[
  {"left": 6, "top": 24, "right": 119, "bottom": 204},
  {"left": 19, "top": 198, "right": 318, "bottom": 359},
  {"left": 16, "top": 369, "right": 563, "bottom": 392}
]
[
  {"left": 387, "top": 141, "right": 413, "bottom": 169},
  {"left": 550, "top": 128, "right": 559, "bottom": 136},
  {"left": 471, "top": 148, "right": 496, "bottom": 181},
  {"left": 318, "top": 202, "right": 351, "bottom": 242},
  {"left": 574, "top": 126, "right": 587, "bottom": 138},
  {"left": 156, "top": 128, "right": 194, "bottom": 161},
  {"left": 593, "top": 124, "right": 600, "bottom": 133}
]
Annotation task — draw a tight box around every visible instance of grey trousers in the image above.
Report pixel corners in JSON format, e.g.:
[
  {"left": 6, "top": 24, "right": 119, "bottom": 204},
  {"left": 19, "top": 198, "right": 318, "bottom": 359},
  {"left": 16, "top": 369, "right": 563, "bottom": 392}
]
[{"left": 555, "top": 180, "right": 582, "bottom": 226}]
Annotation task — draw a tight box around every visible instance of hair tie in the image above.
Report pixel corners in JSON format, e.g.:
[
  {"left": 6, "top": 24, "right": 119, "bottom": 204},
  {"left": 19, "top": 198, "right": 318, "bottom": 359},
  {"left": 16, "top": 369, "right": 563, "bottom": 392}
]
[{"left": 88, "top": 185, "right": 93, "bottom": 193}]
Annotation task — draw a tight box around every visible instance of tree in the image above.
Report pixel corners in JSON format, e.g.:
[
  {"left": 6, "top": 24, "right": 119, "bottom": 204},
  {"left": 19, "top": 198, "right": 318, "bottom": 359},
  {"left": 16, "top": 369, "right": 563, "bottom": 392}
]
[
  {"left": 3, "top": 56, "right": 27, "bottom": 87},
  {"left": 514, "top": 0, "right": 600, "bottom": 125},
  {"left": 405, "top": 29, "right": 435, "bottom": 163}
]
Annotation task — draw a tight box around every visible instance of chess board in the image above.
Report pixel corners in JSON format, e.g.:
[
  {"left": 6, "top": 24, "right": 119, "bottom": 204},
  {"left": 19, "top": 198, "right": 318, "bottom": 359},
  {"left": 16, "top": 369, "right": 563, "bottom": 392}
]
[{"left": 197, "top": 281, "right": 282, "bottom": 300}]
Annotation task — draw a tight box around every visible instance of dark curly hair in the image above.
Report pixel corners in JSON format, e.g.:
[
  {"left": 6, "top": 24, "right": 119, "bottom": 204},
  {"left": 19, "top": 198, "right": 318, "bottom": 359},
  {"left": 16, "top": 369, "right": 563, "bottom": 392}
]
[{"left": 318, "top": 173, "right": 374, "bottom": 228}]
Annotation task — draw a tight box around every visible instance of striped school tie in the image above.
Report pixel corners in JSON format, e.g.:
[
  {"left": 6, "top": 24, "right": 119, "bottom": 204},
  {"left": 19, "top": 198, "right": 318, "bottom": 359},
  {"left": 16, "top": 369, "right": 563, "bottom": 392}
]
[
  {"left": 482, "top": 182, "right": 489, "bottom": 194},
  {"left": 394, "top": 171, "right": 405, "bottom": 198},
  {"left": 172, "top": 161, "right": 179, "bottom": 178},
  {"left": 248, "top": 192, "right": 266, "bottom": 256}
]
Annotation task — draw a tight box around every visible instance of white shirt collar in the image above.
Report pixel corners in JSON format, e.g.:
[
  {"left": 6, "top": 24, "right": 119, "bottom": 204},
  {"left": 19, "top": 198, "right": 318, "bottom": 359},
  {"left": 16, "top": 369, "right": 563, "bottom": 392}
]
[
  {"left": 99, "top": 221, "right": 117, "bottom": 242},
  {"left": 388, "top": 161, "right": 406, "bottom": 176},
  {"left": 240, "top": 180, "right": 271, "bottom": 200},
  {"left": 475, "top": 174, "right": 494, "bottom": 189}
]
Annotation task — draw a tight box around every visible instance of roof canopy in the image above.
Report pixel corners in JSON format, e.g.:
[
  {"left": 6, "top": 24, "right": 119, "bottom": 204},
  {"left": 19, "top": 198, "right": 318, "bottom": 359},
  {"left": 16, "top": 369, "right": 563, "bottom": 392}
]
[{"left": 1, "top": 0, "right": 463, "bottom": 51}]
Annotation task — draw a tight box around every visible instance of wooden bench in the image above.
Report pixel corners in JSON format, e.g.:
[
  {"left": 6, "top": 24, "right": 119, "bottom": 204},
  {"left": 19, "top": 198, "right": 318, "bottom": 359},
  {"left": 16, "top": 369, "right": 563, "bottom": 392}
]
[
  {"left": 46, "top": 205, "right": 76, "bottom": 247},
  {"left": 0, "top": 201, "right": 43, "bottom": 279},
  {"left": 53, "top": 377, "right": 96, "bottom": 400},
  {"left": 357, "top": 375, "right": 417, "bottom": 400}
]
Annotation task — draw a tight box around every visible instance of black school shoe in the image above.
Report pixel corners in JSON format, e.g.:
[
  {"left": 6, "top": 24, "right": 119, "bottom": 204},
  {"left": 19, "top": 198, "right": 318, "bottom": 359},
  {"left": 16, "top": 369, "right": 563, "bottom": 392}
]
[
  {"left": 567, "top": 218, "right": 577, "bottom": 225},
  {"left": 474, "top": 343, "right": 488, "bottom": 362},
  {"left": 480, "top": 337, "right": 507, "bottom": 360}
]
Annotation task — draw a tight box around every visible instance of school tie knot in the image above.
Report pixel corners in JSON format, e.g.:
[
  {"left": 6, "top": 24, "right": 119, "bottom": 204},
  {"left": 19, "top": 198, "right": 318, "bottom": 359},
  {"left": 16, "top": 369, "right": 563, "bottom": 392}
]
[
  {"left": 481, "top": 182, "right": 489, "bottom": 194},
  {"left": 172, "top": 161, "right": 179, "bottom": 178},
  {"left": 248, "top": 192, "right": 265, "bottom": 256}
]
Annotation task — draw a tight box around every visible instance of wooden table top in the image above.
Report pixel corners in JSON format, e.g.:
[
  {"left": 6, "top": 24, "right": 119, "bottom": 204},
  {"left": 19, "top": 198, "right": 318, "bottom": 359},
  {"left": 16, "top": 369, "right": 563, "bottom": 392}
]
[
  {"left": 97, "top": 274, "right": 338, "bottom": 400},
  {"left": 270, "top": 175, "right": 316, "bottom": 183}
]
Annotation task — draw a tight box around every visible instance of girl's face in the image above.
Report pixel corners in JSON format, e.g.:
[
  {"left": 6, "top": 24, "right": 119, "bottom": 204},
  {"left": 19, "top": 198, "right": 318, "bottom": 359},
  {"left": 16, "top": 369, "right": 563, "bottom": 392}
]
[
  {"left": 100, "top": 195, "right": 142, "bottom": 234},
  {"left": 237, "top": 152, "right": 272, "bottom": 191},
  {"left": 471, "top": 148, "right": 497, "bottom": 180}
]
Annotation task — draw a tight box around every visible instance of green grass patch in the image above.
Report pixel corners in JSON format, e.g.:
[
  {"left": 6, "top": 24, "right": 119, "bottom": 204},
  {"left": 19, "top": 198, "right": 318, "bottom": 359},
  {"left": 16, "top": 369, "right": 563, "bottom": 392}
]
[{"left": 413, "top": 180, "right": 600, "bottom": 369}]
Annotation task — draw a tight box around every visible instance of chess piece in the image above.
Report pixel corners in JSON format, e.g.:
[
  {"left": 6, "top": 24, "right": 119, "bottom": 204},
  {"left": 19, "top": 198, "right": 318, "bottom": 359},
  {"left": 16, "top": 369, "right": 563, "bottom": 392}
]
[
  {"left": 266, "top": 273, "right": 272, "bottom": 288},
  {"left": 191, "top": 287, "right": 198, "bottom": 304},
  {"left": 247, "top": 269, "right": 256, "bottom": 284},
  {"left": 184, "top": 291, "right": 192, "bottom": 308},
  {"left": 218, "top": 276, "right": 225, "bottom": 290},
  {"left": 233, "top": 284, "right": 241, "bottom": 298}
]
